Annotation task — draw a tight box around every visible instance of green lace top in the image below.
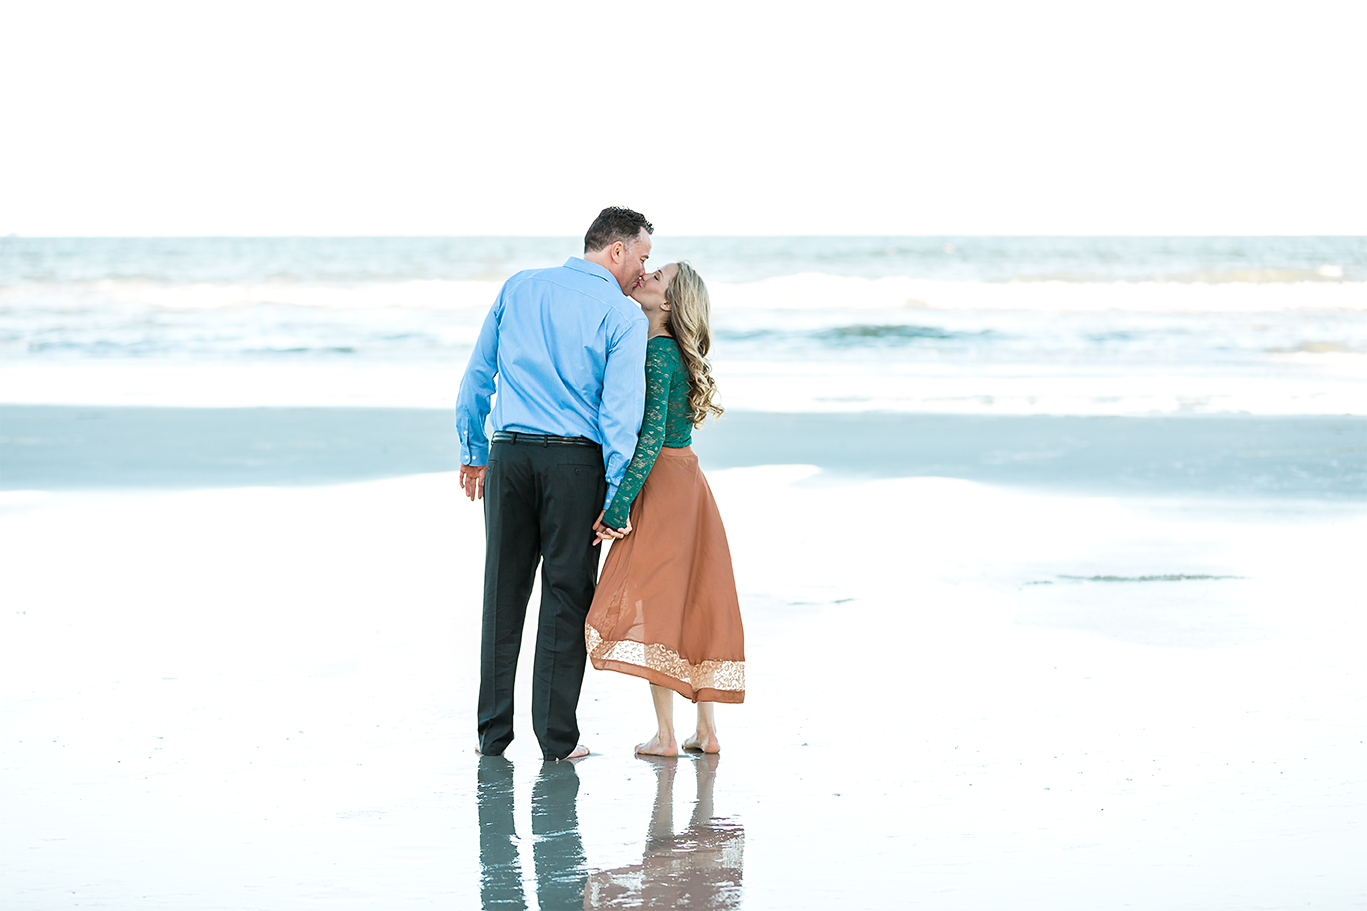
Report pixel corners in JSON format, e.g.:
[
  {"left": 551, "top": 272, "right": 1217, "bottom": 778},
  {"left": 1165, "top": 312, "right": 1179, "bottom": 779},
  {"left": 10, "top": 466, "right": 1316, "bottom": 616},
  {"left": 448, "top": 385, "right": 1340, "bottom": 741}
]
[{"left": 603, "top": 336, "right": 693, "bottom": 528}]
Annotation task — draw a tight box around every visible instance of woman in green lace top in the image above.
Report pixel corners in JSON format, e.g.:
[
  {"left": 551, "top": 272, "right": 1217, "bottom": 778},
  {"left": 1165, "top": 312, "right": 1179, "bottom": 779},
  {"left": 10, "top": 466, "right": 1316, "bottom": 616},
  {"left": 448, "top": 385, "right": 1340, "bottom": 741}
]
[
  {"left": 586, "top": 262, "right": 745, "bottom": 756},
  {"left": 599, "top": 337, "right": 693, "bottom": 528}
]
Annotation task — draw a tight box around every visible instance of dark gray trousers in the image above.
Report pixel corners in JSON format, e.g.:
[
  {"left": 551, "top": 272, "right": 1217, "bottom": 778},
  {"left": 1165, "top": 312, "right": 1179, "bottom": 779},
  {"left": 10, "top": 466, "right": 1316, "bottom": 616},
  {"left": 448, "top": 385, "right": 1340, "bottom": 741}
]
[{"left": 477, "top": 437, "right": 606, "bottom": 760}]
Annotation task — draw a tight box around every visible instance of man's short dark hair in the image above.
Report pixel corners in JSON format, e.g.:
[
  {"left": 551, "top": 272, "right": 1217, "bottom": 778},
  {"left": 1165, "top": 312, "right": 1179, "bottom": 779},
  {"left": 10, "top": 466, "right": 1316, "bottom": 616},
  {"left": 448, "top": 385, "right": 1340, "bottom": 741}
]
[{"left": 583, "top": 207, "right": 654, "bottom": 253}]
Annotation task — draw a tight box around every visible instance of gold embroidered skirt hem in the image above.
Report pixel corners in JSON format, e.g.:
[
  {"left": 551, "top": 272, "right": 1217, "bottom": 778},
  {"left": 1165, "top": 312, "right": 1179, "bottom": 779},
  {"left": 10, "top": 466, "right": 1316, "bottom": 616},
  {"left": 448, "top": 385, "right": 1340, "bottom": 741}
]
[{"left": 586, "top": 625, "right": 745, "bottom": 704}]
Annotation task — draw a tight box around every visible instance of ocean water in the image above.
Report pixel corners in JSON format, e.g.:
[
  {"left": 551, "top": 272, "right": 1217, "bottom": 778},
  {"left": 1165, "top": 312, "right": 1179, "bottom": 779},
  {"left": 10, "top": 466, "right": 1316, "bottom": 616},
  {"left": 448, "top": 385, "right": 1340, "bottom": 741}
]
[{"left": 2, "top": 236, "right": 1365, "bottom": 414}]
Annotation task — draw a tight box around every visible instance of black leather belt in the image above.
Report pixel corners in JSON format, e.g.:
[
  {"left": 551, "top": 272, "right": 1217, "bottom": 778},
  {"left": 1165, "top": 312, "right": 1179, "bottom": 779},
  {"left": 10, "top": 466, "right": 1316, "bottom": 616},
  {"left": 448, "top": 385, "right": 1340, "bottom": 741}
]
[{"left": 491, "top": 431, "right": 598, "bottom": 447}]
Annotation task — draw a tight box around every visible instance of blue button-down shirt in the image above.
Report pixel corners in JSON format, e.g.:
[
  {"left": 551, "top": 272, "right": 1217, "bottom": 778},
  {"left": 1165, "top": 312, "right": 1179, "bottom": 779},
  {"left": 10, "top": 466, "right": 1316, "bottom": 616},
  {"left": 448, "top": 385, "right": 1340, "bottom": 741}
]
[{"left": 456, "top": 257, "right": 649, "bottom": 508}]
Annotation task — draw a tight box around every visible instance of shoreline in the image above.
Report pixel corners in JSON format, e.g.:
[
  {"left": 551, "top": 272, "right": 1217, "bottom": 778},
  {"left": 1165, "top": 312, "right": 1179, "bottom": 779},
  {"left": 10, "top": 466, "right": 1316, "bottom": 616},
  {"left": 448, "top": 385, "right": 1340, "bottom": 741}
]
[{"left": 3, "top": 359, "right": 1365, "bottom": 417}]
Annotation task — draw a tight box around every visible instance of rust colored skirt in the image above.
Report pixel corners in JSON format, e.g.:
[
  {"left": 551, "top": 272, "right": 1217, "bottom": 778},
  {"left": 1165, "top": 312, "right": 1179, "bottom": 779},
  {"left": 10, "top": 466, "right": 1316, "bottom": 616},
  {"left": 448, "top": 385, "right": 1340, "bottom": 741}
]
[{"left": 586, "top": 446, "right": 745, "bottom": 704}]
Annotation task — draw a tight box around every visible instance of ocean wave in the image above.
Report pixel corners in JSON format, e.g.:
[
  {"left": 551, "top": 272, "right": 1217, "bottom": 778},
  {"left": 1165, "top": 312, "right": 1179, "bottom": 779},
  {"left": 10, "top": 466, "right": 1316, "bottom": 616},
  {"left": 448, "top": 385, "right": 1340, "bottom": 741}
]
[
  {"left": 709, "top": 275, "right": 1367, "bottom": 313},
  {"left": 815, "top": 324, "right": 964, "bottom": 342},
  {"left": 3, "top": 273, "right": 1365, "bottom": 317},
  {"left": 3, "top": 275, "right": 1365, "bottom": 366},
  {"left": 1268, "top": 342, "right": 1364, "bottom": 355},
  {"left": 715, "top": 323, "right": 991, "bottom": 348},
  {"left": 1012, "top": 266, "right": 1346, "bottom": 283},
  {"left": 0, "top": 278, "right": 504, "bottom": 312}
]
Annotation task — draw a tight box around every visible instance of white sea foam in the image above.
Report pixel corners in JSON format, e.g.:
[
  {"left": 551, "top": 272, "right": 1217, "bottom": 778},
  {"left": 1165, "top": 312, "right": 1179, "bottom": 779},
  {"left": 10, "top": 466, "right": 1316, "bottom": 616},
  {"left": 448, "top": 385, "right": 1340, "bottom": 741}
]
[
  {"left": 0, "top": 278, "right": 505, "bottom": 312},
  {"left": 4, "top": 257, "right": 1365, "bottom": 414},
  {"left": 0, "top": 362, "right": 463, "bottom": 408},
  {"left": 5, "top": 275, "right": 1363, "bottom": 317},
  {"left": 710, "top": 275, "right": 1367, "bottom": 313},
  {"left": 4, "top": 358, "right": 1364, "bottom": 416},
  {"left": 716, "top": 362, "right": 1367, "bottom": 416}
]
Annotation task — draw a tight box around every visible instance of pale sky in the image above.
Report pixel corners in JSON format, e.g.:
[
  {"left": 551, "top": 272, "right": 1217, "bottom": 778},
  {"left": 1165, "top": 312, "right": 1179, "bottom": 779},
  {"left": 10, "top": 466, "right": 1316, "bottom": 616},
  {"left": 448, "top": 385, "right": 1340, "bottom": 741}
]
[{"left": 3, "top": 0, "right": 1364, "bottom": 236}]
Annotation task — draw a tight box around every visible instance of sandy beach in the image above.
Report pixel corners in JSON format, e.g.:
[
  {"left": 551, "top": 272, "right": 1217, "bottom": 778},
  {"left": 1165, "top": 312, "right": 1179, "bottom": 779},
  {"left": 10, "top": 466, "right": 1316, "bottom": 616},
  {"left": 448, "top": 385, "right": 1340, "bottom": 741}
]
[
  {"left": 6, "top": 0, "right": 1366, "bottom": 898},
  {"left": 2, "top": 400, "right": 1364, "bottom": 908}
]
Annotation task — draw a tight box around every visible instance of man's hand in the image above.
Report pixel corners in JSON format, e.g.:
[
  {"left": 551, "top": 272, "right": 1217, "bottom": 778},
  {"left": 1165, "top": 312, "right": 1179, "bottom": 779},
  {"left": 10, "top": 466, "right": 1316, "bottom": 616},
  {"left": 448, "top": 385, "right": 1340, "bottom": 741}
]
[
  {"left": 592, "top": 510, "right": 631, "bottom": 546},
  {"left": 460, "top": 463, "right": 488, "bottom": 501}
]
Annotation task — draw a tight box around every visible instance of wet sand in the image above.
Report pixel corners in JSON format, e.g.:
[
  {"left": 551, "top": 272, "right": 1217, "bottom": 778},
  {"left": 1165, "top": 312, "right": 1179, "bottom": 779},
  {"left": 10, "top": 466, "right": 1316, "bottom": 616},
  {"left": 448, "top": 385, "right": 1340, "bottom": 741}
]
[
  {"left": 4, "top": 404, "right": 1364, "bottom": 498},
  {"left": 2, "top": 409, "right": 1365, "bottom": 908}
]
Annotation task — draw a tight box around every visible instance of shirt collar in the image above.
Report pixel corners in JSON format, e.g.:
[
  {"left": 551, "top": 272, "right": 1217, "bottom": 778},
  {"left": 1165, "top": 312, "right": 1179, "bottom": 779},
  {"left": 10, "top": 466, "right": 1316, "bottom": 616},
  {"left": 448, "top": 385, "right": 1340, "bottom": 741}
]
[{"left": 564, "top": 256, "right": 619, "bottom": 287}]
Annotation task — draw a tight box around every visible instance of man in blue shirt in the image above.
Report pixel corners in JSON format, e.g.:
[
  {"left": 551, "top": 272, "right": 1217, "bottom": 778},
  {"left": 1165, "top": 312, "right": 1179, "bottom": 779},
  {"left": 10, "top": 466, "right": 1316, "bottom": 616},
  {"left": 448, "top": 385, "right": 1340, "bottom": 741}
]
[{"left": 456, "top": 207, "right": 652, "bottom": 760}]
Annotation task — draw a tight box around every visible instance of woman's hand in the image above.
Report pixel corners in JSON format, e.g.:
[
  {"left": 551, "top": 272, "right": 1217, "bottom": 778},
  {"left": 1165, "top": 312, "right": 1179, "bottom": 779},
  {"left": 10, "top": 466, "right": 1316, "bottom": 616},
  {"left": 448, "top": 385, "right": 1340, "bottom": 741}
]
[{"left": 592, "top": 510, "right": 631, "bottom": 546}]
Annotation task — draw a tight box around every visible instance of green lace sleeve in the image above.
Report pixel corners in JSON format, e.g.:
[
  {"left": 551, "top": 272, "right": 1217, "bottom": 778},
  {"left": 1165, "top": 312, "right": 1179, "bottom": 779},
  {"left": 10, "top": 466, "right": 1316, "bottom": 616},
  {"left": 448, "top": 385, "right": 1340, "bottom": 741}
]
[{"left": 603, "top": 339, "right": 674, "bottom": 528}]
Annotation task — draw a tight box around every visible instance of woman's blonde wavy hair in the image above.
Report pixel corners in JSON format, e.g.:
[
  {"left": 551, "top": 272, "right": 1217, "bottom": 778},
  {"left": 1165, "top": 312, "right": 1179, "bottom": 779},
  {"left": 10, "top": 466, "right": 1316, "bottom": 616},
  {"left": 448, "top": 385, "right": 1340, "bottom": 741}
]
[{"left": 664, "top": 261, "right": 724, "bottom": 427}]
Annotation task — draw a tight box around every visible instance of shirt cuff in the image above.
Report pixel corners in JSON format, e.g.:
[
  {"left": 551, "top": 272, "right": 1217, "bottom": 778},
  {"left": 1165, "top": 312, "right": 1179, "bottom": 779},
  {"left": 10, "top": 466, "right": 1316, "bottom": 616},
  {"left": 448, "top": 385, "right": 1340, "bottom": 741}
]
[
  {"left": 461, "top": 441, "right": 489, "bottom": 466},
  {"left": 603, "top": 481, "right": 618, "bottom": 511}
]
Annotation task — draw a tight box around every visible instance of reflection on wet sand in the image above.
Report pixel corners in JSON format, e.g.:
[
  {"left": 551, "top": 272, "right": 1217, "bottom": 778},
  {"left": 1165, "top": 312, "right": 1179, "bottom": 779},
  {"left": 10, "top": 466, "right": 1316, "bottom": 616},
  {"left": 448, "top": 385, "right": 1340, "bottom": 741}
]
[
  {"left": 584, "top": 754, "right": 744, "bottom": 910},
  {"left": 533, "top": 761, "right": 588, "bottom": 910},
  {"left": 477, "top": 754, "right": 744, "bottom": 910},
  {"left": 477, "top": 756, "right": 527, "bottom": 909},
  {"left": 478, "top": 757, "right": 588, "bottom": 909}
]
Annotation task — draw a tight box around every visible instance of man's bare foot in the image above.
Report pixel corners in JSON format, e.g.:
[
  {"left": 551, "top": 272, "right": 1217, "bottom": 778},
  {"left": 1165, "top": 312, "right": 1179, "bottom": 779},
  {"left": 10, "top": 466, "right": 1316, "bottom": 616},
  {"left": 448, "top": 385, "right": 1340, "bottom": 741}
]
[
  {"left": 682, "top": 731, "right": 720, "bottom": 753},
  {"left": 563, "top": 744, "right": 590, "bottom": 761},
  {"left": 635, "top": 732, "right": 679, "bottom": 756}
]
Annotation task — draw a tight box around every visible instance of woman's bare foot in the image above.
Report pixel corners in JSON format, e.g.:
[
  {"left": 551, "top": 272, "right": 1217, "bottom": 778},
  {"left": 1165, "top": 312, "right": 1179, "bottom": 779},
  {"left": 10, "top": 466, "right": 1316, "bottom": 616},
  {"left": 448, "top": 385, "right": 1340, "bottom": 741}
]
[
  {"left": 682, "top": 731, "right": 720, "bottom": 753},
  {"left": 635, "top": 732, "right": 679, "bottom": 756}
]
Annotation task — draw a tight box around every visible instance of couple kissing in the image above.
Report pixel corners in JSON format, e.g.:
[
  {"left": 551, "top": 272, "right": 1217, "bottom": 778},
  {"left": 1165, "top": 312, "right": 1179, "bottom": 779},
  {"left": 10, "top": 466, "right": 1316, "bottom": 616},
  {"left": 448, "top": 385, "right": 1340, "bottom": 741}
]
[{"left": 456, "top": 206, "right": 745, "bottom": 762}]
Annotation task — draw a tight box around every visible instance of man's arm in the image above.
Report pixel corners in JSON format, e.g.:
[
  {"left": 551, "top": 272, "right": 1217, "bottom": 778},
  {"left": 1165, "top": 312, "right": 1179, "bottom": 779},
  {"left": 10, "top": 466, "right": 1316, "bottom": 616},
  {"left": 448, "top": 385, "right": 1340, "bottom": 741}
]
[
  {"left": 597, "top": 313, "right": 649, "bottom": 510},
  {"left": 455, "top": 297, "right": 502, "bottom": 498}
]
